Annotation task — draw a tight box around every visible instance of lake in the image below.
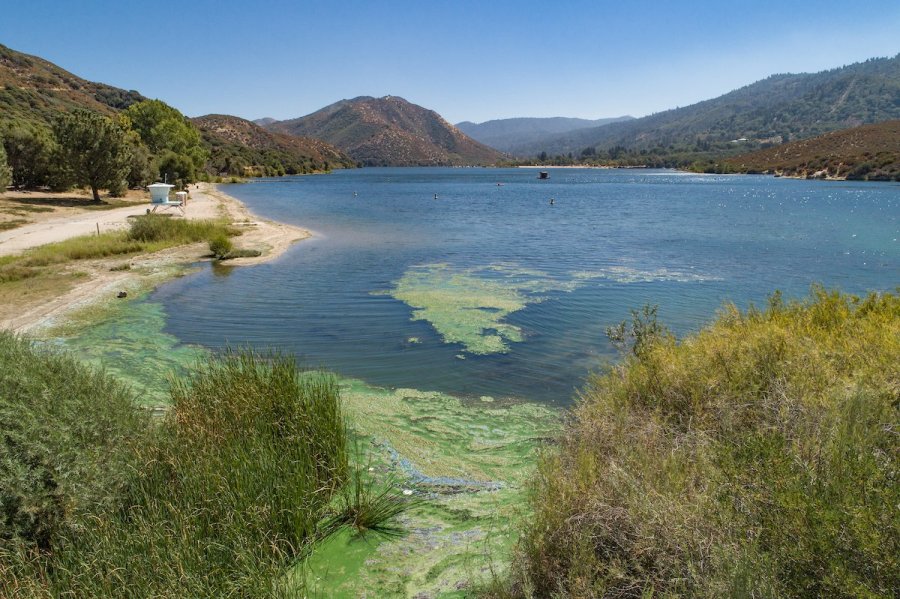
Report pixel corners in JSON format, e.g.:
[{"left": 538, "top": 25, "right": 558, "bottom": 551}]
[{"left": 150, "top": 168, "right": 898, "bottom": 405}]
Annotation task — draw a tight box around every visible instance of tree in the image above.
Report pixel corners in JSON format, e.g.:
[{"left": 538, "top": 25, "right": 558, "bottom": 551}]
[
  {"left": 54, "top": 110, "right": 133, "bottom": 202},
  {"left": 124, "top": 99, "right": 208, "bottom": 182},
  {"left": 0, "top": 135, "right": 10, "bottom": 191},
  {"left": 1, "top": 124, "right": 56, "bottom": 188}
]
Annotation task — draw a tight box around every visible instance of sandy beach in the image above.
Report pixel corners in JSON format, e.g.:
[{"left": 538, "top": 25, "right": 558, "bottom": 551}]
[{"left": 0, "top": 183, "right": 309, "bottom": 333}]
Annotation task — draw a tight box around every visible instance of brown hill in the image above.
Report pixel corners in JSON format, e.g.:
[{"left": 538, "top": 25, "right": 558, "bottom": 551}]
[
  {"left": 266, "top": 96, "right": 506, "bottom": 166},
  {"left": 0, "top": 44, "right": 144, "bottom": 127},
  {"left": 192, "top": 114, "right": 355, "bottom": 174},
  {"left": 724, "top": 120, "right": 900, "bottom": 181}
]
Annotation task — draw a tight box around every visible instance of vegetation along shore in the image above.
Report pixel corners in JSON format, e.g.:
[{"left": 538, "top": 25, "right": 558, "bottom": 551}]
[{"left": 0, "top": 11, "right": 898, "bottom": 597}]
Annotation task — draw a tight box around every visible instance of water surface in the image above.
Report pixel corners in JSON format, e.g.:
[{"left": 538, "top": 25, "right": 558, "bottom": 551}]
[{"left": 152, "top": 168, "right": 898, "bottom": 404}]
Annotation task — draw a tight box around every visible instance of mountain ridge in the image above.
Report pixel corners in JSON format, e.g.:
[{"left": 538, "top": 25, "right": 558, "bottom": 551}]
[
  {"left": 0, "top": 43, "right": 146, "bottom": 128},
  {"left": 264, "top": 96, "right": 506, "bottom": 166},
  {"left": 513, "top": 54, "right": 900, "bottom": 158},
  {"left": 456, "top": 116, "right": 633, "bottom": 153},
  {"left": 192, "top": 114, "right": 356, "bottom": 175}
]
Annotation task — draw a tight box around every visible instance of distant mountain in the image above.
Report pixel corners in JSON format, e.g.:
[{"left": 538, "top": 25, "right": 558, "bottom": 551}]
[
  {"left": 722, "top": 119, "right": 900, "bottom": 181},
  {"left": 192, "top": 114, "right": 356, "bottom": 175},
  {"left": 0, "top": 43, "right": 145, "bottom": 128},
  {"left": 517, "top": 54, "right": 900, "bottom": 158},
  {"left": 252, "top": 117, "right": 278, "bottom": 127},
  {"left": 264, "top": 96, "right": 506, "bottom": 166},
  {"left": 456, "top": 116, "right": 633, "bottom": 153}
]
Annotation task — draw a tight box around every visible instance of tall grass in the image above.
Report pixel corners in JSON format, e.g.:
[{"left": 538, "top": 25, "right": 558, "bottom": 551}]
[
  {"left": 0, "top": 343, "right": 363, "bottom": 597},
  {"left": 494, "top": 287, "right": 899, "bottom": 598},
  {"left": 6, "top": 214, "right": 238, "bottom": 271}
]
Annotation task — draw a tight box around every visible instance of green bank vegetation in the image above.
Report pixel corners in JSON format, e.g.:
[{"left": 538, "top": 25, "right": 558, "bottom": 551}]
[
  {"left": 0, "top": 214, "right": 242, "bottom": 286},
  {"left": 490, "top": 287, "right": 899, "bottom": 598},
  {"left": 0, "top": 337, "right": 409, "bottom": 597}
]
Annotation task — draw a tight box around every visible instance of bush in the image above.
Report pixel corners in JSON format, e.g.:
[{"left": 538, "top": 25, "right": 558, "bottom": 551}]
[
  {"left": 208, "top": 233, "right": 233, "bottom": 259},
  {"left": 498, "top": 287, "right": 899, "bottom": 598},
  {"left": 0, "top": 333, "right": 148, "bottom": 553},
  {"left": 1, "top": 347, "right": 354, "bottom": 597}
]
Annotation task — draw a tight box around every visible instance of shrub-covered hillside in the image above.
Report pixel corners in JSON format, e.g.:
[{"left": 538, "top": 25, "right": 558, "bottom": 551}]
[
  {"left": 495, "top": 287, "right": 899, "bottom": 598},
  {"left": 719, "top": 119, "right": 900, "bottom": 180}
]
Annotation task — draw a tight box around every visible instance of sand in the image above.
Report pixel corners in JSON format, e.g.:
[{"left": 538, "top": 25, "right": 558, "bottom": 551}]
[{"left": 0, "top": 183, "right": 309, "bottom": 333}]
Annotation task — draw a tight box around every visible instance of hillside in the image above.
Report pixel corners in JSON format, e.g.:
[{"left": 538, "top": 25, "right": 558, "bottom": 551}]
[
  {"left": 193, "top": 114, "right": 356, "bottom": 175},
  {"left": 722, "top": 119, "right": 900, "bottom": 180},
  {"left": 515, "top": 54, "right": 900, "bottom": 158},
  {"left": 265, "top": 96, "right": 506, "bottom": 166},
  {"left": 0, "top": 43, "right": 145, "bottom": 128},
  {"left": 456, "top": 116, "right": 632, "bottom": 153}
]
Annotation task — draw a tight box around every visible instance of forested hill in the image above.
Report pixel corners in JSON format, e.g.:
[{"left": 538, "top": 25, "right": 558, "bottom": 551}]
[
  {"left": 0, "top": 43, "right": 352, "bottom": 180},
  {"left": 264, "top": 96, "right": 506, "bottom": 166},
  {"left": 0, "top": 43, "right": 145, "bottom": 128},
  {"left": 722, "top": 119, "right": 900, "bottom": 181},
  {"left": 515, "top": 54, "right": 900, "bottom": 158},
  {"left": 456, "top": 116, "right": 633, "bottom": 153},
  {"left": 193, "top": 114, "right": 356, "bottom": 176}
]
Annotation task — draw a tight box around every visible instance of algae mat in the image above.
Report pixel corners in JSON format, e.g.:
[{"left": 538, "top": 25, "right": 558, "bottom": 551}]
[
  {"left": 49, "top": 297, "right": 561, "bottom": 597},
  {"left": 304, "top": 381, "right": 559, "bottom": 597},
  {"left": 388, "top": 262, "right": 717, "bottom": 356}
]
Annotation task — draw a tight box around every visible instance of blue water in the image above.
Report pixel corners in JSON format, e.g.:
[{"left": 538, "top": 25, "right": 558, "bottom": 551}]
[{"left": 152, "top": 168, "right": 898, "bottom": 404}]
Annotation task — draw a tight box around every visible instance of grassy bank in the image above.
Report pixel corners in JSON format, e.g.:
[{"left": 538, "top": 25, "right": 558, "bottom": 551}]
[
  {"left": 0, "top": 335, "right": 391, "bottom": 597},
  {"left": 492, "top": 287, "right": 899, "bottom": 598}
]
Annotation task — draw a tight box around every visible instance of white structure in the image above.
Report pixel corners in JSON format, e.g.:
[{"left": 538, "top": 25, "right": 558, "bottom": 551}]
[{"left": 148, "top": 183, "right": 174, "bottom": 204}]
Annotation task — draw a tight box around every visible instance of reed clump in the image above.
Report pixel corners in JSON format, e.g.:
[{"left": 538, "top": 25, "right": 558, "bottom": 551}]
[
  {"left": 494, "top": 286, "right": 899, "bottom": 598},
  {"left": 0, "top": 339, "right": 388, "bottom": 597}
]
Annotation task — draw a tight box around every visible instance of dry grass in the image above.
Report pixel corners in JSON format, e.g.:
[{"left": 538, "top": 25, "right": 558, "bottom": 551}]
[{"left": 493, "top": 287, "right": 899, "bottom": 598}]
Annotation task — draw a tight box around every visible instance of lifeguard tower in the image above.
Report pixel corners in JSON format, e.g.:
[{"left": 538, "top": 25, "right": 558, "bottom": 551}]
[{"left": 147, "top": 183, "right": 184, "bottom": 214}]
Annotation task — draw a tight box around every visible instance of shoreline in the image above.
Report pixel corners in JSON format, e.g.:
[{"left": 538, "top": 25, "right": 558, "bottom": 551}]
[{"left": 1, "top": 182, "right": 310, "bottom": 334}]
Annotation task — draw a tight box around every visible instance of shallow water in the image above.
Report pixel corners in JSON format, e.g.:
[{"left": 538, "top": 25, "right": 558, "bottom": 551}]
[
  {"left": 55, "top": 167, "right": 897, "bottom": 596},
  {"left": 152, "top": 168, "right": 898, "bottom": 405}
]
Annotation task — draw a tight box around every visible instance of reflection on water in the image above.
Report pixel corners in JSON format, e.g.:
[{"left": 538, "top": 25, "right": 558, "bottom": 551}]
[{"left": 150, "top": 168, "right": 898, "bottom": 404}]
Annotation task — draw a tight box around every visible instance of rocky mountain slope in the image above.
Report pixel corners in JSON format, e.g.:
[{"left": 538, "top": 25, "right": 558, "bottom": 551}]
[
  {"left": 265, "top": 96, "right": 506, "bottom": 166},
  {"left": 193, "top": 114, "right": 355, "bottom": 174}
]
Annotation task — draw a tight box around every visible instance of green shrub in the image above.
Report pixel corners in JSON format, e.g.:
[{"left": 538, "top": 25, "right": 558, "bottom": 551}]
[
  {"left": 0, "top": 333, "right": 148, "bottom": 553},
  {"left": 208, "top": 233, "right": 233, "bottom": 259},
  {"left": 0, "top": 344, "right": 362, "bottom": 597},
  {"left": 498, "top": 287, "right": 899, "bottom": 598}
]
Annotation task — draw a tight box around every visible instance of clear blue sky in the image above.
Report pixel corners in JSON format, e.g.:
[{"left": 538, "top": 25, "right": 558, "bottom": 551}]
[{"left": 2, "top": 0, "right": 899, "bottom": 124}]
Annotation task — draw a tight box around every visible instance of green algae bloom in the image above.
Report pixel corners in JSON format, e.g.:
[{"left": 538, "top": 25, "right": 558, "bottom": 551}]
[
  {"left": 389, "top": 262, "right": 717, "bottom": 356},
  {"left": 389, "top": 263, "right": 574, "bottom": 355}
]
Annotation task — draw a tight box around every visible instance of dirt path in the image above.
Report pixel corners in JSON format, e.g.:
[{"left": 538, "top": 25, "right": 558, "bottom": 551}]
[{"left": 0, "top": 183, "right": 310, "bottom": 333}]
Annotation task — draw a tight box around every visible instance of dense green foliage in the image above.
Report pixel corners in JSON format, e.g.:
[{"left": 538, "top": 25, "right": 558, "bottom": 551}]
[
  {"left": 0, "top": 338, "right": 356, "bottom": 597},
  {"left": 0, "top": 124, "right": 56, "bottom": 189},
  {"left": 0, "top": 334, "right": 149, "bottom": 554},
  {"left": 495, "top": 288, "right": 899, "bottom": 598},
  {"left": 53, "top": 110, "right": 133, "bottom": 201},
  {"left": 124, "top": 100, "right": 208, "bottom": 183},
  {"left": 0, "top": 135, "right": 9, "bottom": 190}
]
